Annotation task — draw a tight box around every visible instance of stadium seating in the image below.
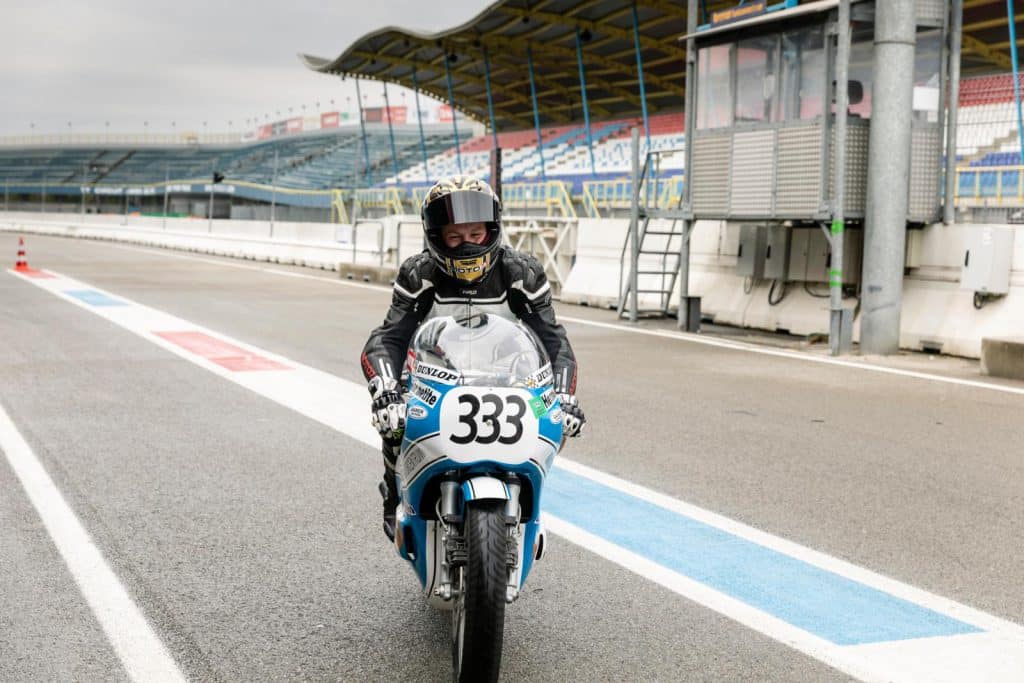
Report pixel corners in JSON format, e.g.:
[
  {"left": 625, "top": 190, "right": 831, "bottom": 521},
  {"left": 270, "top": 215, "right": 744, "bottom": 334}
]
[
  {"left": 7, "top": 76, "right": 1024, "bottom": 201},
  {"left": 387, "top": 112, "right": 686, "bottom": 193}
]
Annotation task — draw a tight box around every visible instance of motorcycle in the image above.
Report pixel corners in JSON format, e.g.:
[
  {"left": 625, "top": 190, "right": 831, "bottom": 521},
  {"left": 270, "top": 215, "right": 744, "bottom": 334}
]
[{"left": 393, "top": 309, "right": 564, "bottom": 682}]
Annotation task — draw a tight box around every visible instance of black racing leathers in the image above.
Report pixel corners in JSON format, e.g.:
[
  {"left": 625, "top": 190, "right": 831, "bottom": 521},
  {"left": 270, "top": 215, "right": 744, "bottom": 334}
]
[{"left": 361, "top": 246, "right": 578, "bottom": 394}]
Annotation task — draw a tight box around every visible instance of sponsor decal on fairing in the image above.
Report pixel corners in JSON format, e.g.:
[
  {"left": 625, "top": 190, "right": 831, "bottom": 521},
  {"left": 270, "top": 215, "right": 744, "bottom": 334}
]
[
  {"left": 411, "top": 379, "right": 441, "bottom": 407},
  {"left": 413, "top": 361, "right": 461, "bottom": 385}
]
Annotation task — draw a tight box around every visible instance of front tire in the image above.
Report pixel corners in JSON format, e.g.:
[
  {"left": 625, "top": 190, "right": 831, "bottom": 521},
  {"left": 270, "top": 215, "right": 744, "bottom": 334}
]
[{"left": 452, "top": 501, "right": 508, "bottom": 682}]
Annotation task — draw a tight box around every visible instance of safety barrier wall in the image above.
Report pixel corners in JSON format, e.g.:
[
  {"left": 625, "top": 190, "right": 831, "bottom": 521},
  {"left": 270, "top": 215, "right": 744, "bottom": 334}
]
[
  {"left": 4, "top": 211, "right": 1023, "bottom": 359},
  {"left": 560, "top": 218, "right": 1024, "bottom": 358}
]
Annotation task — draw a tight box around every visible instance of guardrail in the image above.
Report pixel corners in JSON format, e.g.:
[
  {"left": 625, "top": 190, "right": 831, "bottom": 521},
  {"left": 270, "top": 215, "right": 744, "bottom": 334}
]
[
  {"left": 581, "top": 175, "right": 685, "bottom": 218},
  {"left": 502, "top": 180, "right": 577, "bottom": 219},
  {"left": 352, "top": 187, "right": 405, "bottom": 220},
  {"left": 956, "top": 164, "right": 1024, "bottom": 206},
  {"left": 0, "top": 179, "right": 348, "bottom": 221}
]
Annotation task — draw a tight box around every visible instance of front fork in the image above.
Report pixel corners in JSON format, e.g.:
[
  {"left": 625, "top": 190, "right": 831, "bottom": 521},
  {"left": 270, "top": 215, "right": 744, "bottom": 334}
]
[{"left": 434, "top": 475, "right": 522, "bottom": 605}]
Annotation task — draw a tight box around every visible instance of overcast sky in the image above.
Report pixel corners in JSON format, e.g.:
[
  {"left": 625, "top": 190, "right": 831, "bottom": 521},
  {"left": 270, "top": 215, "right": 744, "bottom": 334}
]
[{"left": 1, "top": 0, "right": 492, "bottom": 136}]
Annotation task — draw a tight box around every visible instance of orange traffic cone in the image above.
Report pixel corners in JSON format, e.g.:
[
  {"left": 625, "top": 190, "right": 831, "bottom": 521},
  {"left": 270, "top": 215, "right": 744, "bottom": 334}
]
[{"left": 14, "top": 237, "right": 29, "bottom": 271}]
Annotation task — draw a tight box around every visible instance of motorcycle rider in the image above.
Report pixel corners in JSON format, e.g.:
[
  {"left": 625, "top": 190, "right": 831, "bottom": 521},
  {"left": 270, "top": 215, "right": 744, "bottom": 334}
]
[{"left": 361, "top": 174, "right": 586, "bottom": 541}]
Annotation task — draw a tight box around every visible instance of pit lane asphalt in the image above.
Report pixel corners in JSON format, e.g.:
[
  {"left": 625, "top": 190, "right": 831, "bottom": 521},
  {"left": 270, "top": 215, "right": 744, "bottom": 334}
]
[{"left": 2, "top": 233, "right": 1022, "bottom": 681}]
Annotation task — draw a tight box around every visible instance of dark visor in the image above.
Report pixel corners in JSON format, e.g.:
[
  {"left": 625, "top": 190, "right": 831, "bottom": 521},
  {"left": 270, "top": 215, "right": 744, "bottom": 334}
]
[{"left": 423, "top": 190, "right": 499, "bottom": 232}]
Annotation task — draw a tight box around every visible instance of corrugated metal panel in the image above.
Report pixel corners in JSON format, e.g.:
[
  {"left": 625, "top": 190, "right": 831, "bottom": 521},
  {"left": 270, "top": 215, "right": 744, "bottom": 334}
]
[
  {"left": 729, "top": 130, "right": 775, "bottom": 216},
  {"left": 829, "top": 122, "right": 869, "bottom": 217},
  {"left": 775, "top": 122, "right": 823, "bottom": 216},
  {"left": 908, "top": 123, "right": 942, "bottom": 222},
  {"left": 916, "top": 0, "right": 945, "bottom": 26},
  {"left": 691, "top": 133, "right": 730, "bottom": 216}
]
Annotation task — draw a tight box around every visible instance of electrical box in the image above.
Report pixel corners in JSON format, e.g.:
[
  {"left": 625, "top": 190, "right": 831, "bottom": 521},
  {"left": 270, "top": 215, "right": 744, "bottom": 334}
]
[
  {"left": 787, "top": 228, "right": 811, "bottom": 281},
  {"left": 806, "top": 228, "right": 862, "bottom": 285},
  {"left": 960, "top": 226, "right": 1014, "bottom": 294},
  {"left": 736, "top": 224, "right": 766, "bottom": 280},
  {"left": 763, "top": 226, "right": 791, "bottom": 281}
]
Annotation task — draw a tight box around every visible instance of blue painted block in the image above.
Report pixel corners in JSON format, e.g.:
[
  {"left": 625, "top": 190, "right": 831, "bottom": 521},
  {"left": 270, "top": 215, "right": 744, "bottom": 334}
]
[
  {"left": 64, "top": 290, "right": 128, "bottom": 307},
  {"left": 544, "top": 468, "right": 981, "bottom": 646}
]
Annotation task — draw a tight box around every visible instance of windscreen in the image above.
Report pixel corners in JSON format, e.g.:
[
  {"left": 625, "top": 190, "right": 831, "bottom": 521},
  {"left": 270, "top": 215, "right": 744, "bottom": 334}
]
[{"left": 409, "top": 312, "right": 550, "bottom": 388}]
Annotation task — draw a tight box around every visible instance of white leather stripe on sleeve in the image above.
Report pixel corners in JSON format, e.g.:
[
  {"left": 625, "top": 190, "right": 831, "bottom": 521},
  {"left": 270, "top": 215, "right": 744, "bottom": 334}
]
[
  {"left": 393, "top": 278, "right": 434, "bottom": 299},
  {"left": 509, "top": 279, "right": 550, "bottom": 302}
]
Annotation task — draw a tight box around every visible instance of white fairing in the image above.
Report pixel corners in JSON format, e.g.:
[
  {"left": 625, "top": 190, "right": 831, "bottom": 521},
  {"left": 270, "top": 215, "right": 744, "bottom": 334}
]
[
  {"left": 438, "top": 387, "right": 547, "bottom": 466},
  {"left": 462, "top": 476, "right": 510, "bottom": 501}
]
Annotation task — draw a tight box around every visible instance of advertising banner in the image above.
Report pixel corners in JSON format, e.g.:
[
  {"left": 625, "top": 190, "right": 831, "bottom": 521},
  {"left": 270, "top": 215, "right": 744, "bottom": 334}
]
[
  {"left": 382, "top": 106, "right": 408, "bottom": 124},
  {"left": 271, "top": 120, "right": 287, "bottom": 136},
  {"left": 257, "top": 125, "right": 273, "bottom": 140},
  {"left": 286, "top": 117, "right": 303, "bottom": 133},
  {"left": 321, "top": 111, "right": 340, "bottom": 128},
  {"left": 363, "top": 107, "right": 384, "bottom": 123},
  {"left": 439, "top": 105, "right": 454, "bottom": 123}
]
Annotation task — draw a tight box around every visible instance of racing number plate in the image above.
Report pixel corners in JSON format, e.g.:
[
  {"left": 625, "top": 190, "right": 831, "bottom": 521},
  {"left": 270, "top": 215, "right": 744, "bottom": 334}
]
[{"left": 438, "top": 387, "right": 540, "bottom": 465}]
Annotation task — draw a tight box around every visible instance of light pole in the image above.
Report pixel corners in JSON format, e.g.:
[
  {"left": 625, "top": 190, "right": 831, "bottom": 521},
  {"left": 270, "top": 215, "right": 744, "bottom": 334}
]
[
  {"left": 270, "top": 149, "right": 278, "bottom": 237},
  {"left": 163, "top": 162, "right": 170, "bottom": 230},
  {"left": 208, "top": 159, "right": 215, "bottom": 233}
]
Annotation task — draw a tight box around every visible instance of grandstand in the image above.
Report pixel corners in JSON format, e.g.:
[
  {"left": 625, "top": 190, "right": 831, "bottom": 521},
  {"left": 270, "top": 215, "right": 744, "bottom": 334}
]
[
  {"left": 0, "top": 123, "right": 467, "bottom": 191},
  {"left": 6, "top": 74, "right": 1024, "bottom": 217}
]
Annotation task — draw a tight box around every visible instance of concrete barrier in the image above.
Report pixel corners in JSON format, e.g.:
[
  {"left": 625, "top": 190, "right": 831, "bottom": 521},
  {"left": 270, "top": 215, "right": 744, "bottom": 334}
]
[
  {"left": 5, "top": 210, "right": 1024, "bottom": 361},
  {"left": 981, "top": 337, "right": 1024, "bottom": 380}
]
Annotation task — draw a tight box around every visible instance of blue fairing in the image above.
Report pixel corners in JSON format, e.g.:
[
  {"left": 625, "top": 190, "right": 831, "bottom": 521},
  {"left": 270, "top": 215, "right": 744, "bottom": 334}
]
[{"left": 397, "top": 373, "right": 562, "bottom": 588}]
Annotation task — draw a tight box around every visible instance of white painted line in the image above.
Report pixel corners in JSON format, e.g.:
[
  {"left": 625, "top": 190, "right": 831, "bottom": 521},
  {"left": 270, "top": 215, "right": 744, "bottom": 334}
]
[
  {"left": 554, "top": 458, "right": 1021, "bottom": 636},
  {"left": 104, "top": 243, "right": 1024, "bottom": 398},
  {"left": 0, "top": 403, "right": 187, "bottom": 683},
  {"left": 10, "top": 266, "right": 1024, "bottom": 683},
  {"left": 557, "top": 315, "right": 1024, "bottom": 398}
]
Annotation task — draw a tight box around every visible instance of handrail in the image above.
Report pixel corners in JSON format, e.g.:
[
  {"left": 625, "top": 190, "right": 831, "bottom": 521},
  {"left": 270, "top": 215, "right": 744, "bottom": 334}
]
[
  {"left": 955, "top": 164, "right": 1024, "bottom": 204},
  {"left": 582, "top": 175, "right": 684, "bottom": 218},
  {"left": 501, "top": 180, "right": 577, "bottom": 219},
  {"left": 353, "top": 187, "right": 405, "bottom": 216}
]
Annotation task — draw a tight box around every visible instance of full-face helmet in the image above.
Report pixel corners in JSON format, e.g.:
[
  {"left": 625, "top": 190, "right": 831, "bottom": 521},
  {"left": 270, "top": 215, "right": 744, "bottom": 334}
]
[{"left": 420, "top": 175, "right": 502, "bottom": 283}]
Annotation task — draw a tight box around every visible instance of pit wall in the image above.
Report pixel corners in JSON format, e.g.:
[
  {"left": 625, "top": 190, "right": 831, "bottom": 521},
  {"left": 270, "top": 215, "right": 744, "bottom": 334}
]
[
  {"left": 0, "top": 211, "right": 425, "bottom": 273},
  {"left": 3, "top": 212, "right": 1022, "bottom": 359},
  {"left": 560, "top": 219, "right": 1024, "bottom": 359}
]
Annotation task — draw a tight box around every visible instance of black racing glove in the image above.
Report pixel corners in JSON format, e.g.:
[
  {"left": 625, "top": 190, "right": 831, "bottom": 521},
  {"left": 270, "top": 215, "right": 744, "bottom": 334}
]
[
  {"left": 368, "top": 376, "right": 405, "bottom": 441},
  {"left": 558, "top": 393, "right": 586, "bottom": 438}
]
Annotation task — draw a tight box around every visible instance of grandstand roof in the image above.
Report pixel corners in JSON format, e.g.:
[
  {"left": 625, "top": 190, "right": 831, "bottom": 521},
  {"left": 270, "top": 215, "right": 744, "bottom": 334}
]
[{"left": 301, "top": 1, "right": 1023, "bottom": 131}]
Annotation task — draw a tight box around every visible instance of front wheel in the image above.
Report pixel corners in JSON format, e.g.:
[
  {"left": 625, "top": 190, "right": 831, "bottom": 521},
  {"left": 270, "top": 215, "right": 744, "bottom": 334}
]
[{"left": 452, "top": 501, "right": 508, "bottom": 683}]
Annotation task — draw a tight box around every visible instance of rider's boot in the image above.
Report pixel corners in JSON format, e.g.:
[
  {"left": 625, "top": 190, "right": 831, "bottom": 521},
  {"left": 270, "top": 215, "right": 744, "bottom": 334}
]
[{"left": 379, "top": 441, "right": 400, "bottom": 542}]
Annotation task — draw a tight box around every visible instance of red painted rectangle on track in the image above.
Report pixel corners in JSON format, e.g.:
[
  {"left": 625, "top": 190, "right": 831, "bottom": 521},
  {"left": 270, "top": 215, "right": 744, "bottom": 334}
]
[
  {"left": 13, "top": 267, "right": 55, "bottom": 278},
  {"left": 153, "top": 331, "right": 291, "bottom": 372}
]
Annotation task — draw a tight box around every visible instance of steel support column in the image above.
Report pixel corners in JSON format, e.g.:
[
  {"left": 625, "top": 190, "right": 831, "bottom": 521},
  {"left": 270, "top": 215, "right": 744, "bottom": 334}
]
[
  {"left": 861, "top": 0, "right": 916, "bottom": 355},
  {"left": 575, "top": 29, "right": 597, "bottom": 177},
  {"left": 162, "top": 163, "right": 169, "bottom": 230},
  {"left": 354, "top": 78, "right": 372, "bottom": 186},
  {"left": 679, "top": 0, "right": 698, "bottom": 331},
  {"left": 482, "top": 46, "right": 500, "bottom": 154},
  {"left": 270, "top": 149, "right": 279, "bottom": 236},
  {"left": 526, "top": 45, "right": 546, "bottom": 180},
  {"left": 945, "top": 0, "right": 963, "bottom": 224},
  {"left": 444, "top": 55, "right": 463, "bottom": 174},
  {"left": 382, "top": 81, "right": 400, "bottom": 181},
  {"left": 631, "top": 1, "right": 652, "bottom": 149},
  {"left": 629, "top": 127, "right": 640, "bottom": 322},
  {"left": 411, "top": 66, "right": 430, "bottom": 181},
  {"left": 830, "top": 0, "right": 852, "bottom": 355},
  {"left": 1008, "top": 0, "right": 1024, "bottom": 165}
]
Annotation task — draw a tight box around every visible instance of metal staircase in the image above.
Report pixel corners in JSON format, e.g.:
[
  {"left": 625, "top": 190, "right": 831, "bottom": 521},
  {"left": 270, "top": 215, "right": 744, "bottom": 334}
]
[{"left": 617, "top": 132, "right": 691, "bottom": 320}]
